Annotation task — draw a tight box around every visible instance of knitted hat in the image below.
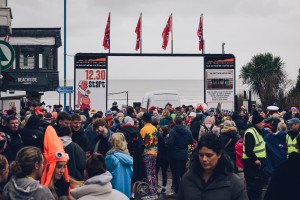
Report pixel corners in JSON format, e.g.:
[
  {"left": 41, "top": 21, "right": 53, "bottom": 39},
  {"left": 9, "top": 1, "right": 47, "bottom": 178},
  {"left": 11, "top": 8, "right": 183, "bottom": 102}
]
[
  {"left": 124, "top": 116, "right": 134, "bottom": 125},
  {"left": 105, "top": 109, "right": 113, "bottom": 116},
  {"left": 252, "top": 110, "right": 264, "bottom": 125},
  {"left": 41, "top": 126, "right": 69, "bottom": 187}
]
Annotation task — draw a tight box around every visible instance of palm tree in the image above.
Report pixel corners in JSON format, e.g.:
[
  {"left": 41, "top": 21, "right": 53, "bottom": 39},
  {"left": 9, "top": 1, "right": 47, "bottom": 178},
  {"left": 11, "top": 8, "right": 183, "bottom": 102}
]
[{"left": 239, "top": 53, "right": 287, "bottom": 108}]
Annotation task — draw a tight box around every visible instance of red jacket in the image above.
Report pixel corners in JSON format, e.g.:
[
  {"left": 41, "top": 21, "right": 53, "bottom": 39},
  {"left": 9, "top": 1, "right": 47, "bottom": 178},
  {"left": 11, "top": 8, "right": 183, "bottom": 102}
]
[{"left": 235, "top": 139, "right": 244, "bottom": 169}]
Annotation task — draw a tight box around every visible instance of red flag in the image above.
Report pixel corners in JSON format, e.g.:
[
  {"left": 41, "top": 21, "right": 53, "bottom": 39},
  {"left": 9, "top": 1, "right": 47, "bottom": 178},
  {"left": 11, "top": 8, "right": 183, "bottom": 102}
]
[
  {"left": 135, "top": 15, "right": 141, "bottom": 51},
  {"left": 162, "top": 15, "right": 172, "bottom": 50},
  {"left": 3, "top": 34, "right": 9, "bottom": 42},
  {"left": 103, "top": 13, "right": 110, "bottom": 50},
  {"left": 197, "top": 15, "right": 203, "bottom": 51}
]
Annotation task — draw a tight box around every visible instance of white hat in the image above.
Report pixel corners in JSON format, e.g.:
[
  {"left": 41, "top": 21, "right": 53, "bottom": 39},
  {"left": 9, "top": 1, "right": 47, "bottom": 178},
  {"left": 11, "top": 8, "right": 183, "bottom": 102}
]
[
  {"left": 189, "top": 112, "right": 196, "bottom": 117},
  {"left": 267, "top": 106, "right": 279, "bottom": 111}
]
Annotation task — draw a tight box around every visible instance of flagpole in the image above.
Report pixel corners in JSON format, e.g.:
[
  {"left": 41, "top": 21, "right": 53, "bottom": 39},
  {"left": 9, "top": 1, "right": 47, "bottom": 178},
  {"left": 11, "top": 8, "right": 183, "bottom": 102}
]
[
  {"left": 171, "top": 13, "right": 173, "bottom": 54},
  {"left": 63, "top": 0, "right": 67, "bottom": 110},
  {"left": 140, "top": 12, "right": 142, "bottom": 54},
  {"left": 109, "top": 12, "right": 111, "bottom": 54},
  {"left": 202, "top": 14, "right": 204, "bottom": 54}
]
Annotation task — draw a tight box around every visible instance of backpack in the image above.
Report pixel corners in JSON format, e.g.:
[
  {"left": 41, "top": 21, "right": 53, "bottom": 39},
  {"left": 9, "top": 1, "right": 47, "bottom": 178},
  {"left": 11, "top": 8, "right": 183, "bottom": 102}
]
[{"left": 203, "top": 125, "right": 214, "bottom": 135}]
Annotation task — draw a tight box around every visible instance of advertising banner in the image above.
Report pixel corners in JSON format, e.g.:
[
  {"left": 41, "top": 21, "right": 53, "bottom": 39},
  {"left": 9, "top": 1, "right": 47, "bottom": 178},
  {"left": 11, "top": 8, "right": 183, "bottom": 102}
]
[
  {"left": 204, "top": 56, "right": 235, "bottom": 111},
  {"left": 74, "top": 55, "right": 107, "bottom": 113}
]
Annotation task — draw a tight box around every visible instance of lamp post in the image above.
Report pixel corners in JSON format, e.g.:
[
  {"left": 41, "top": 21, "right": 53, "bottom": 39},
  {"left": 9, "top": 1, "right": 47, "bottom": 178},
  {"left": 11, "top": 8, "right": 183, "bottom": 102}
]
[
  {"left": 63, "top": 0, "right": 67, "bottom": 110},
  {"left": 222, "top": 42, "right": 225, "bottom": 54}
]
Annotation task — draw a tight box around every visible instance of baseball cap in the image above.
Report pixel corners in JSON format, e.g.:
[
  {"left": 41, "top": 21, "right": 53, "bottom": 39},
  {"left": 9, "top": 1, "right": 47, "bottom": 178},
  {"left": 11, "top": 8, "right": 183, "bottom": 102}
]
[{"left": 286, "top": 118, "right": 300, "bottom": 125}]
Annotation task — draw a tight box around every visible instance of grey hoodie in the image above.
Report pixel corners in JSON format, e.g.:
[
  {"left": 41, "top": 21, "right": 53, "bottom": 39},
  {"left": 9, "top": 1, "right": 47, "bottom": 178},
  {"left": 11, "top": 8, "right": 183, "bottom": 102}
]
[
  {"left": 3, "top": 176, "right": 54, "bottom": 200},
  {"left": 71, "top": 171, "right": 128, "bottom": 200}
]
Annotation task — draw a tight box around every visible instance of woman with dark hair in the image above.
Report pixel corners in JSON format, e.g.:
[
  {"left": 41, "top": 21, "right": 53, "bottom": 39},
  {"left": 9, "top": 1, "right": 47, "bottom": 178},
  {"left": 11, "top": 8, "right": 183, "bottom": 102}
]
[
  {"left": 70, "top": 153, "right": 128, "bottom": 200},
  {"left": 176, "top": 133, "right": 248, "bottom": 200},
  {"left": 3, "top": 146, "right": 54, "bottom": 199}
]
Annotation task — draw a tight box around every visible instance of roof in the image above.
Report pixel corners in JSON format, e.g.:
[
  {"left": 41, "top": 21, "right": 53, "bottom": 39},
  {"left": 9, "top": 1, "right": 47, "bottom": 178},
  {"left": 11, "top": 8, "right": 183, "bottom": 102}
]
[{"left": 11, "top": 28, "right": 62, "bottom": 47}]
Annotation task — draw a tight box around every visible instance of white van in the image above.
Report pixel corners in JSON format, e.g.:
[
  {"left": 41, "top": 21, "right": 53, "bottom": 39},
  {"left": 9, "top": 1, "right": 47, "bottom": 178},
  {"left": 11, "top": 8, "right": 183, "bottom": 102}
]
[{"left": 141, "top": 90, "right": 181, "bottom": 109}]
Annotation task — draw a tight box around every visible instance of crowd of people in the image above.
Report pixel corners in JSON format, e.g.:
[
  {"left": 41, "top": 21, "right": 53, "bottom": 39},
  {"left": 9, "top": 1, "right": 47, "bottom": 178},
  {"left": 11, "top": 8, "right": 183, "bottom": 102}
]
[{"left": 0, "top": 101, "right": 299, "bottom": 200}]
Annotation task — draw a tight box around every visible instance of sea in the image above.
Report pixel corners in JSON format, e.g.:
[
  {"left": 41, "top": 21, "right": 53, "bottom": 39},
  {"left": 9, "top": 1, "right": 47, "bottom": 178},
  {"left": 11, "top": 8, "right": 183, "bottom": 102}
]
[{"left": 36, "top": 79, "right": 249, "bottom": 109}]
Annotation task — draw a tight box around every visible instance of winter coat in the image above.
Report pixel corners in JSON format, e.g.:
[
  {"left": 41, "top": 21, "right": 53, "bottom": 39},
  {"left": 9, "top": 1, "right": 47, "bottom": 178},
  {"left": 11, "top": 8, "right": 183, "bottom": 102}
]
[
  {"left": 20, "top": 114, "right": 44, "bottom": 149},
  {"left": 167, "top": 125, "right": 193, "bottom": 161},
  {"left": 264, "top": 152, "right": 300, "bottom": 200},
  {"left": 72, "top": 127, "right": 89, "bottom": 152},
  {"left": 105, "top": 150, "right": 133, "bottom": 198},
  {"left": 118, "top": 125, "right": 147, "bottom": 182},
  {"left": 235, "top": 139, "right": 244, "bottom": 169},
  {"left": 263, "top": 130, "right": 287, "bottom": 177},
  {"left": 157, "top": 132, "right": 169, "bottom": 163},
  {"left": 3, "top": 177, "right": 54, "bottom": 200},
  {"left": 60, "top": 136, "right": 86, "bottom": 181},
  {"left": 70, "top": 171, "right": 128, "bottom": 200},
  {"left": 190, "top": 116, "right": 202, "bottom": 141},
  {"left": 232, "top": 112, "right": 245, "bottom": 131},
  {"left": 85, "top": 122, "right": 97, "bottom": 151},
  {"left": 220, "top": 127, "right": 238, "bottom": 164},
  {"left": 94, "top": 129, "right": 112, "bottom": 156},
  {"left": 4, "top": 129, "right": 23, "bottom": 162},
  {"left": 176, "top": 170, "right": 248, "bottom": 200}
]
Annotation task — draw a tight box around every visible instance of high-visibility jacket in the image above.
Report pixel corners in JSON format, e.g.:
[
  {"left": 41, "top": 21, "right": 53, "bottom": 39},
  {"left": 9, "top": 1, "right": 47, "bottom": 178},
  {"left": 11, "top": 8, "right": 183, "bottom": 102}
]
[
  {"left": 286, "top": 133, "right": 300, "bottom": 157},
  {"left": 243, "top": 127, "right": 266, "bottom": 159}
]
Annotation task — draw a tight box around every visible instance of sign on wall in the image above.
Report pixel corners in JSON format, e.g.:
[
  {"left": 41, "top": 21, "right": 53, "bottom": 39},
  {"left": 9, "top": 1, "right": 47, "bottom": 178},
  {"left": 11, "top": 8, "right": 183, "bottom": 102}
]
[
  {"left": 74, "top": 54, "right": 107, "bottom": 113},
  {"left": 204, "top": 56, "right": 235, "bottom": 111}
]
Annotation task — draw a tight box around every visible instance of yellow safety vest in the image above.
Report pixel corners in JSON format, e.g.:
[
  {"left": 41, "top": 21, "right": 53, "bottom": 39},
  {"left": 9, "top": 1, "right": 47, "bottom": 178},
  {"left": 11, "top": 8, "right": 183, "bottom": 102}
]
[
  {"left": 243, "top": 128, "right": 266, "bottom": 159},
  {"left": 286, "top": 133, "right": 300, "bottom": 157}
]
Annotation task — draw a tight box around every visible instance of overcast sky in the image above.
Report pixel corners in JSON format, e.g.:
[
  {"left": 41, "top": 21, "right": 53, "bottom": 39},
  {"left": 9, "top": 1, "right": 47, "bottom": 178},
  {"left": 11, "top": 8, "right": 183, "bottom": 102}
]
[{"left": 8, "top": 0, "right": 300, "bottom": 80}]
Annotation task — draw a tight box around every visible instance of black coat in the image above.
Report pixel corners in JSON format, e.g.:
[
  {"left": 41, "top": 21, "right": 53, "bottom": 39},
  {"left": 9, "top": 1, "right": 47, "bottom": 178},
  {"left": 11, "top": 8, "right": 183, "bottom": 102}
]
[
  {"left": 72, "top": 127, "right": 89, "bottom": 152},
  {"left": 64, "top": 142, "right": 86, "bottom": 181},
  {"left": 4, "top": 129, "right": 23, "bottom": 162},
  {"left": 176, "top": 170, "right": 248, "bottom": 200},
  {"left": 118, "top": 125, "right": 146, "bottom": 182},
  {"left": 167, "top": 125, "right": 193, "bottom": 160},
  {"left": 220, "top": 127, "right": 238, "bottom": 163},
  {"left": 20, "top": 115, "right": 44, "bottom": 150},
  {"left": 264, "top": 152, "right": 300, "bottom": 200},
  {"left": 190, "top": 116, "right": 202, "bottom": 141}
]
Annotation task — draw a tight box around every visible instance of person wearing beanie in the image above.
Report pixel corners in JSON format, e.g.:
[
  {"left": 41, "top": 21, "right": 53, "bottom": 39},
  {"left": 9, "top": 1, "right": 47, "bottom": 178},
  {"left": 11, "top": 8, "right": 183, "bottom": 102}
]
[
  {"left": 41, "top": 126, "right": 70, "bottom": 199},
  {"left": 58, "top": 126, "right": 86, "bottom": 181},
  {"left": 243, "top": 110, "right": 266, "bottom": 200}
]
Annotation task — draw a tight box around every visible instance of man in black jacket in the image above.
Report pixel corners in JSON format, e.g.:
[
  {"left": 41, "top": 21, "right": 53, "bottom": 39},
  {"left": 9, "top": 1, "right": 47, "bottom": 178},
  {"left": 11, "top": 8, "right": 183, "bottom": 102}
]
[
  {"left": 20, "top": 114, "right": 44, "bottom": 150},
  {"left": 243, "top": 110, "right": 266, "bottom": 200},
  {"left": 3, "top": 116, "right": 23, "bottom": 162},
  {"left": 167, "top": 116, "right": 193, "bottom": 198},
  {"left": 71, "top": 113, "right": 89, "bottom": 154}
]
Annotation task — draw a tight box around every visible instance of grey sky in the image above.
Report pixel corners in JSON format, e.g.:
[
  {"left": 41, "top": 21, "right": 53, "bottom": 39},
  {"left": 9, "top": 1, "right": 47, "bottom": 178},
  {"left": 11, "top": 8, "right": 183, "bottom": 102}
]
[{"left": 8, "top": 0, "right": 300, "bottom": 80}]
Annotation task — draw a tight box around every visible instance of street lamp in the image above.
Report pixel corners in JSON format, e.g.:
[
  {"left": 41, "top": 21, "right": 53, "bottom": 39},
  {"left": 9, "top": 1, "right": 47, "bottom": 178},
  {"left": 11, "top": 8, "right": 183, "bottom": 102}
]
[{"left": 222, "top": 42, "right": 225, "bottom": 54}]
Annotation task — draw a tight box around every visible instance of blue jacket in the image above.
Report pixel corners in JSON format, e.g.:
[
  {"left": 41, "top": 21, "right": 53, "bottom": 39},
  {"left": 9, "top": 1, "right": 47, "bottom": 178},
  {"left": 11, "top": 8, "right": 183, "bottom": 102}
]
[
  {"left": 263, "top": 131, "right": 287, "bottom": 177},
  {"left": 105, "top": 151, "right": 133, "bottom": 198}
]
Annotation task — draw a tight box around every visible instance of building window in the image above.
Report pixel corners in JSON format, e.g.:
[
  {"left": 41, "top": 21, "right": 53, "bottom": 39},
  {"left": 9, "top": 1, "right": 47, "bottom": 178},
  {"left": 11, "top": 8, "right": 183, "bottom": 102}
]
[{"left": 19, "top": 53, "right": 35, "bottom": 69}]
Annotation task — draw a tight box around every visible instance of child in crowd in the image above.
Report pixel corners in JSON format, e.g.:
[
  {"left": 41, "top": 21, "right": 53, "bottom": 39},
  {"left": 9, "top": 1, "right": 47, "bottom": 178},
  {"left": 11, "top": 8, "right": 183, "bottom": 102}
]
[{"left": 235, "top": 130, "right": 245, "bottom": 171}]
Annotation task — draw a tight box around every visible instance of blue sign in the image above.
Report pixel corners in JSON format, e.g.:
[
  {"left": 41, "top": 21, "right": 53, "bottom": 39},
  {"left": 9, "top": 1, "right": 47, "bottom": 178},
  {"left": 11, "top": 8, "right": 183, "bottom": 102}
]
[{"left": 56, "top": 86, "right": 73, "bottom": 93}]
